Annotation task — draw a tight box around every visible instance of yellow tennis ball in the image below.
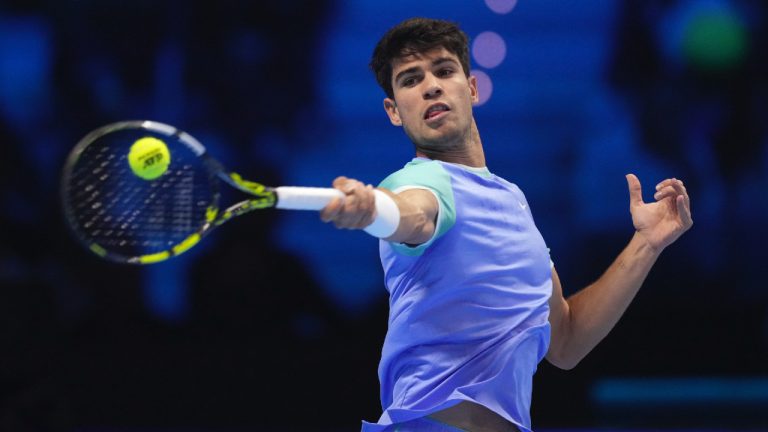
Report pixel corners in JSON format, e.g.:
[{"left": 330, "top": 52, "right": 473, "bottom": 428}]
[{"left": 128, "top": 137, "right": 171, "bottom": 180}]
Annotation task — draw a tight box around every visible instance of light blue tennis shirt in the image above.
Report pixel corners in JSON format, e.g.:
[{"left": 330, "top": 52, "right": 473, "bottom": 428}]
[{"left": 362, "top": 158, "right": 553, "bottom": 432}]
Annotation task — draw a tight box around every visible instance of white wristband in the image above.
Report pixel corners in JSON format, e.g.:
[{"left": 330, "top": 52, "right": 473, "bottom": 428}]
[{"left": 363, "top": 189, "right": 400, "bottom": 238}]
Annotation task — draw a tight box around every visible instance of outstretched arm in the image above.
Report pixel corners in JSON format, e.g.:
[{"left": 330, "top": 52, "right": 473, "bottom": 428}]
[
  {"left": 547, "top": 175, "right": 693, "bottom": 370},
  {"left": 319, "top": 176, "right": 439, "bottom": 245}
]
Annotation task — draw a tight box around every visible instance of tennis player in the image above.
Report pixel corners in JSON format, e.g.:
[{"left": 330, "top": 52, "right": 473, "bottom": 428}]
[{"left": 321, "top": 18, "right": 693, "bottom": 432}]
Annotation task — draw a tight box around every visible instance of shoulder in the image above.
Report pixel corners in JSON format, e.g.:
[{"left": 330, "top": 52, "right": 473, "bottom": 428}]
[
  {"left": 379, "top": 158, "right": 452, "bottom": 192},
  {"left": 379, "top": 158, "right": 454, "bottom": 221}
]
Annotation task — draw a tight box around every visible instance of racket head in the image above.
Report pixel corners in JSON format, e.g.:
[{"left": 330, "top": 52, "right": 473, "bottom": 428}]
[{"left": 61, "top": 120, "right": 221, "bottom": 264}]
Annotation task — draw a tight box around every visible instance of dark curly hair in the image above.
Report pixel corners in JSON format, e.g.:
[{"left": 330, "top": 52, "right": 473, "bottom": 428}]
[{"left": 370, "top": 17, "right": 470, "bottom": 99}]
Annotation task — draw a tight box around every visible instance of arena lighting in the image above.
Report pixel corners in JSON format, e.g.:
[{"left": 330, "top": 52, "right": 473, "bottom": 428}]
[
  {"left": 593, "top": 377, "right": 768, "bottom": 406},
  {"left": 472, "top": 31, "right": 507, "bottom": 69},
  {"left": 485, "top": 0, "right": 518, "bottom": 15},
  {"left": 682, "top": 6, "right": 748, "bottom": 71},
  {"left": 658, "top": 0, "right": 748, "bottom": 71},
  {"left": 471, "top": 1, "right": 519, "bottom": 106}
]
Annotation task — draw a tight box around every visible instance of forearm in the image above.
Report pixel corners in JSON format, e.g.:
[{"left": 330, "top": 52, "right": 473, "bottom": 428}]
[
  {"left": 548, "top": 174, "right": 692, "bottom": 369},
  {"left": 320, "top": 179, "right": 437, "bottom": 244},
  {"left": 556, "top": 232, "right": 661, "bottom": 366}
]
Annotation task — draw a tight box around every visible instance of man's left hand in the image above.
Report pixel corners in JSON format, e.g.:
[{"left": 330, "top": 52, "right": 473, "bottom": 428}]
[{"left": 626, "top": 174, "right": 693, "bottom": 253}]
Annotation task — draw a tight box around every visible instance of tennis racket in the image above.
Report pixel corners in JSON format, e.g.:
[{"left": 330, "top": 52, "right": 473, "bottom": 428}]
[{"left": 61, "top": 120, "right": 399, "bottom": 264}]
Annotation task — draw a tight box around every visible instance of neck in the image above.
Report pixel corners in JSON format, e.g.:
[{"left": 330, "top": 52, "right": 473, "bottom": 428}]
[{"left": 416, "top": 118, "right": 486, "bottom": 167}]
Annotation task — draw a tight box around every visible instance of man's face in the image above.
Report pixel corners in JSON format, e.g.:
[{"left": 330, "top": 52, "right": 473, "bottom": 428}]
[{"left": 383, "top": 47, "right": 479, "bottom": 151}]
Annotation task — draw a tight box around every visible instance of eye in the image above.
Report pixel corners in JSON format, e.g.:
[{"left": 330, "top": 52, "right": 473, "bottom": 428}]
[
  {"left": 401, "top": 75, "right": 420, "bottom": 87},
  {"left": 437, "top": 68, "right": 454, "bottom": 77}
]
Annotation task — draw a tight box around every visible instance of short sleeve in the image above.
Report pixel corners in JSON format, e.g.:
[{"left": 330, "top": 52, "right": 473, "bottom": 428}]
[{"left": 378, "top": 159, "right": 456, "bottom": 256}]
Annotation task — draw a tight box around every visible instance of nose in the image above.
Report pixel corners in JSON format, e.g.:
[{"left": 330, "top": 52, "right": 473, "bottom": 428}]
[{"left": 422, "top": 74, "right": 442, "bottom": 99}]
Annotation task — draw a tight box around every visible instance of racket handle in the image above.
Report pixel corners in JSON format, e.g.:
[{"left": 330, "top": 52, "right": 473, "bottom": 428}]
[
  {"left": 274, "top": 186, "right": 344, "bottom": 211},
  {"left": 274, "top": 187, "right": 400, "bottom": 238}
]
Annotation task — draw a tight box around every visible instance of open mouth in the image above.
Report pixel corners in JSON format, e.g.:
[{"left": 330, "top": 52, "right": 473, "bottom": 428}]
[{"left": 424, "top": 103, "right": 450, "bottom": 120}]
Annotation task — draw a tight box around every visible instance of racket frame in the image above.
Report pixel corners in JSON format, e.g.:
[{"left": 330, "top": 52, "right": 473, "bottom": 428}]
[
  {"left": 62, "top": 120, "right": 280, "bottom": 264},
  {"left": 62, "top": 120, "right": 398, "bottom": 265}
]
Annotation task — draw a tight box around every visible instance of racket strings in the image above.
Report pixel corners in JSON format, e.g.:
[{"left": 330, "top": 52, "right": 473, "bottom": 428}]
[{"left": 64, "top": 133, "right": 216, "bottom": 259}]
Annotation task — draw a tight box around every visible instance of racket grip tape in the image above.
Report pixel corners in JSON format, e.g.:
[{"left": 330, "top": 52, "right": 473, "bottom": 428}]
[{"left": 274, "top": 187, "right": 400, "bottom": 238}]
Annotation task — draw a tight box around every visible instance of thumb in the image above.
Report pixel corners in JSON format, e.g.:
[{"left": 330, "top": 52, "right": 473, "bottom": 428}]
[
  {"left": 332, "top": 176, "right": 349, "bottom": 190},
  {"left": 626, "top": 173, "right": 644, "bottom": 207}
]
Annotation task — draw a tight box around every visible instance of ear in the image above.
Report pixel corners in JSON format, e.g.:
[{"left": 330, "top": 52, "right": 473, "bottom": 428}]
[
  {"left": 468, "top": 75, "right": 479, "bottom": 104},
  {"left": 383, "top": 98, "right": 402, "bottom": 126}
]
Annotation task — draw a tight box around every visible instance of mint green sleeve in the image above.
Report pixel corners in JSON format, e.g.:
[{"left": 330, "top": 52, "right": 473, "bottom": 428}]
[{"left": 378, "top": 160, "right": 456, "bottom": 256}]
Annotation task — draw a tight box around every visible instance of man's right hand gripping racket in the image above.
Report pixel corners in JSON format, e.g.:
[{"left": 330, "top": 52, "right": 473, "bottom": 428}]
[{"left": 60, "top": 120, "right": 399, "bottom": 264}]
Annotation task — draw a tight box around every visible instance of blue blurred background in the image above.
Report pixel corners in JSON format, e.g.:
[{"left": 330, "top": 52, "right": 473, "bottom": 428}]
[{"left": 1, "top": 0, "right": 767, "bottom": 430}]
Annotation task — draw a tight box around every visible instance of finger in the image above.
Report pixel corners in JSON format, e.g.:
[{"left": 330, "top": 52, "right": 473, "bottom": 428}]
[
  {"left": 348, "top": 185, "right": 376, "bottom": 228},
  {"left": 342, "top": 180, "right": 358, "bottom": 194},
  {"left": 672, "top": 180, "right": 691, "bottom": 210},
  {"left": 654, "top": 180, "right": 690, "bottom": 206},
  {"left": 332, "top": 203, "right": 360, "bottom": 229},
  {"left": 337, "top": 209, "right": 371, "bottom": 230},
  {"left": 332, "top": 176, "right": 349, "bottom": 190},
  {"left": 676, "top": 195, "right": 693, "bottom": 228},
  {"left": 667, "top": 179, "right": 687, "bottom": 197},
  {"left": 343, "top": 179, "right": 365, "bottom": 195},
  {"left": 653, "top": 185, "right": 678, "bottom": 201},
  {"left": 319, "top": 196, "right": 344, "bottom": 222},
  {"left": 656, "top": 178, "right": 686, "bottom": 193},
  {"left": 320, "top": 198, "right": 342, "bottom": 222},
  {"left": 655, "top": 178, "right": 674, "bottom": 191},
  {"left": 626, "top": 174, "right": 644, "bottom": 207}
]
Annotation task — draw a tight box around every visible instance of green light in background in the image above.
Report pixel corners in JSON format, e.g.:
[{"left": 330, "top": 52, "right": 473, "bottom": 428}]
[{"left": 682, "top": 9, "right": 748, "bottom": 71}]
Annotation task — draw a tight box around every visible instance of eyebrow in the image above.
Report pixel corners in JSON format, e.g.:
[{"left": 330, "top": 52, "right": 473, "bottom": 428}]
[{"left": 393, "top": 57, "right": 460, "bottom": 85}]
